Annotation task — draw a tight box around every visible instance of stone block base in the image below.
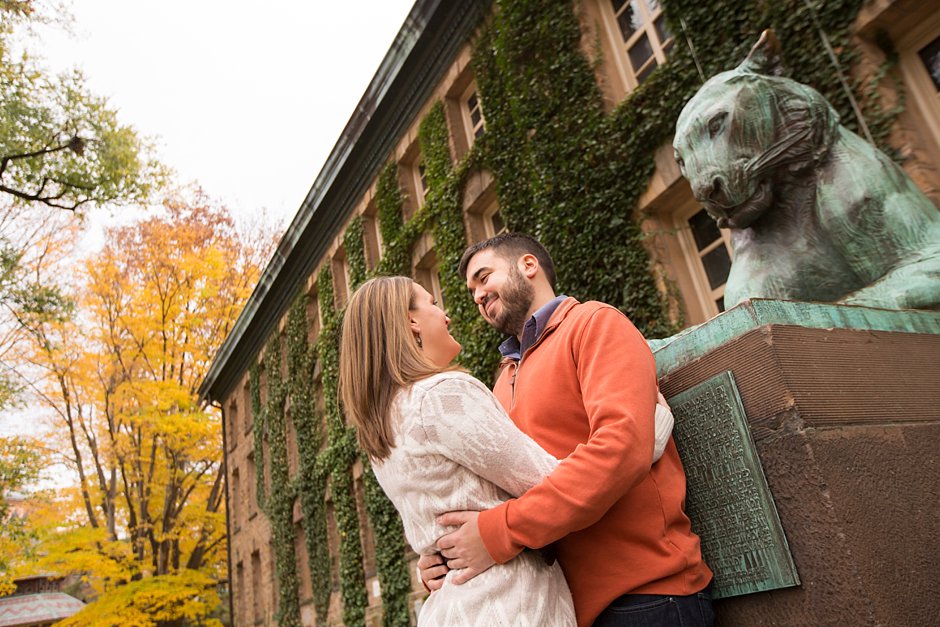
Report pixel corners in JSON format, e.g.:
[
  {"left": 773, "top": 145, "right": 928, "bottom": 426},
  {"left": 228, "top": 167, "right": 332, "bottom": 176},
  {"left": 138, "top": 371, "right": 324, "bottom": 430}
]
[{"left": 655, "top": 301, "right": 940, "bottom": 626}]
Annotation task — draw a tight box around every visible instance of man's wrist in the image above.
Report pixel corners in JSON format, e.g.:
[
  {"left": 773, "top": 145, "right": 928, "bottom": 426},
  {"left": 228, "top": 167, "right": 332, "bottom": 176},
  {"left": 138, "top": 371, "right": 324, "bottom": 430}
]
[{"left": 477, "top": 503, "right": 521, "bottom": 564}]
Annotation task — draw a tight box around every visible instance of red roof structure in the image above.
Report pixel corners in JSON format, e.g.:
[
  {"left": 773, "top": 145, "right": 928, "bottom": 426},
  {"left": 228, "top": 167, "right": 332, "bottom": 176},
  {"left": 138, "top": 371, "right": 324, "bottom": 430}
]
[{"left": 0, "top": 592, "right": 84, "bottom": 626}]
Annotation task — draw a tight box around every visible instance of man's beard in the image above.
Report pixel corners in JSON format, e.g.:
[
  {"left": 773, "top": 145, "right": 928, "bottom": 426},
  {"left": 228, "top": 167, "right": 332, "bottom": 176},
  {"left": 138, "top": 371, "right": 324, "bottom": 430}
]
[{"left": 491, "top": 267, "right": 534, "bottom": 337}]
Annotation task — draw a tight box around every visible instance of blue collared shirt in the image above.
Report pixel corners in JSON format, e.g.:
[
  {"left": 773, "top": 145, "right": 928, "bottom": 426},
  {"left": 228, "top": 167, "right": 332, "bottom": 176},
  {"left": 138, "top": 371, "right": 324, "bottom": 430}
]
[{"left": 498, "top": 295, "right": 568, "bottom": 361}]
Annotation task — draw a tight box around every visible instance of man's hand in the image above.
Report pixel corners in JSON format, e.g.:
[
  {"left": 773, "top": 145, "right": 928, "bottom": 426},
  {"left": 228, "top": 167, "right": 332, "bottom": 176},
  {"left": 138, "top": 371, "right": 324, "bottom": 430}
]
[
  {"left": 416, "top": 553, "right": 449, "bottom": 592},
  {"left": 436, "top": 511, "right": 495, "bottom": 584}
]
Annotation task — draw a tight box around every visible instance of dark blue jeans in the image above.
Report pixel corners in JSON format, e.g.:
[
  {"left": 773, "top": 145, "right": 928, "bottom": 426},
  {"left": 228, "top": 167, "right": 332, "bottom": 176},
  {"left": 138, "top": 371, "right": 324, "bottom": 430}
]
[{"left": 593, "top": 586, "right": 714, "bottom": 627}]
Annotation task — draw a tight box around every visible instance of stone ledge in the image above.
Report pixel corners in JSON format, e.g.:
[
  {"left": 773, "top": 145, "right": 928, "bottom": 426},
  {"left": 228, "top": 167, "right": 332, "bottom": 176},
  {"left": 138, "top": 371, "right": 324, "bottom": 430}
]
[{"left": 652, "top": 299, "right": 940, "bottom": 379}]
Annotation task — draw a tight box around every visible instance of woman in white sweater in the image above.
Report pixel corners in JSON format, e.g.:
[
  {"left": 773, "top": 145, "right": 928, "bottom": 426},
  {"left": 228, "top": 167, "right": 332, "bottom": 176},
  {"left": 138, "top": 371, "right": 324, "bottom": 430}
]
[{"left": 339, "top": 276, "right": 669, "bottom": 626}]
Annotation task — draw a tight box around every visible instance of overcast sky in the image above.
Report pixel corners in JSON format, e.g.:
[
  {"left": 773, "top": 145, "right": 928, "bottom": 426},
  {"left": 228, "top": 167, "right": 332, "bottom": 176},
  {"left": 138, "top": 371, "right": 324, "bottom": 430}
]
[{"left": 30, "top": 0, "right": 416, "bottom": 235}]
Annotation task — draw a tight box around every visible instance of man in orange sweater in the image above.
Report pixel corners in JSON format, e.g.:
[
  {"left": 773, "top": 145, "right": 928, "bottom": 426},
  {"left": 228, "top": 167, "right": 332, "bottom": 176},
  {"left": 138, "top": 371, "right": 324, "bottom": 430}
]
[{"left": 421, "top": 233, "right": 713, "bottom": 626}]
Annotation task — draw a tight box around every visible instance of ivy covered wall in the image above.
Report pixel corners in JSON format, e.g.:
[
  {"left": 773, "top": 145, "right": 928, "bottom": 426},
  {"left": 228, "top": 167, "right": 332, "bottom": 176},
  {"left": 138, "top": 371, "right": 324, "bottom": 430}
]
[{"left": 242, "top": 0, "right": 900, "bottom": 624}]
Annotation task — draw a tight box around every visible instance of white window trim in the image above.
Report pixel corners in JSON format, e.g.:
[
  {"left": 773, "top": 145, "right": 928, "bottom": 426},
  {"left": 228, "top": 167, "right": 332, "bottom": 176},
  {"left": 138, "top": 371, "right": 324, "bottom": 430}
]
[
  {"left": 460, "top": 82, "right": 486, "bottom": 148},
  {"left": 412, "top": 233, "right": 444, "bottom": 307},
  {"left": 672, "top": 203, "right": 733, "bottom": 318},
  {"left": 598, "top": 0, "right": 673, "bottom": 92},
  {"left": 362, "top": 201, "right": 384, "bottom": 270},
  {"left": 896, "top": 11, "right": 940, "bottom": 161},
  {"left": 482, "top": 200, "right": 506, "bottom": 239}
]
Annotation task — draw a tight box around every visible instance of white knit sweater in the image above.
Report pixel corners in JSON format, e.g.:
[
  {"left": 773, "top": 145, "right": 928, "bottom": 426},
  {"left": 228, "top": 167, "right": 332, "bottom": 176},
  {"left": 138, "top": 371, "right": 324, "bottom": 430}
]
[{"left": 372, "top": 371, "right": 576, "bottom": 627}]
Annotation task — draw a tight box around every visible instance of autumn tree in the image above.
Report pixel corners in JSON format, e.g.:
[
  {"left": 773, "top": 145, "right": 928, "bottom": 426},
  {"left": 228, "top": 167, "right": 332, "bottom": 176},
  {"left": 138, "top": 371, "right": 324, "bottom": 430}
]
[
  {"left": 0, "top": 203, "right": 80, "bottom": 409},
  {"left": 0, "top": 434, "right": 45, "bottom": 593},
  {"left": 0, "top": 202, "right": 77, "bottom": 592},
  {"left": 0, "top": 0, "right": 165, "bottom": 412},
  {"left": 12, "top": 190, "right": 277, "bottom": 625}
]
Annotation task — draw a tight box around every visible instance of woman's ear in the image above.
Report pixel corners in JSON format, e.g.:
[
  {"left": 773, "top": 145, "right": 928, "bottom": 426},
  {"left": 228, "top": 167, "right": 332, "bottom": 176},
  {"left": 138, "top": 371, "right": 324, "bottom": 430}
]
[{"left": 409, "top": 317, "right": 421, "bottom": 335}]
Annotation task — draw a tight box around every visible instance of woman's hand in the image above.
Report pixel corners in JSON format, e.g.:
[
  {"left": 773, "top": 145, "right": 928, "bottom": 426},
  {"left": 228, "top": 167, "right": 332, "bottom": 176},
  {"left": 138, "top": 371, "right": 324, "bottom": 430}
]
[
  {"left": 436, "top": 511, "right": 496, "bottom": 584},
  {"left": 417, "top": 553, "right": 449, "bottom": 592}
]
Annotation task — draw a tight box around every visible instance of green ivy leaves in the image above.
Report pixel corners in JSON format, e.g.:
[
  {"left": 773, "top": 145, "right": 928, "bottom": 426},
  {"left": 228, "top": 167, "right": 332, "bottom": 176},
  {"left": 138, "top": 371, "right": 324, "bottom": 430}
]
[{"left": 246, "top": 1, "right": 885, "bottom": 625}]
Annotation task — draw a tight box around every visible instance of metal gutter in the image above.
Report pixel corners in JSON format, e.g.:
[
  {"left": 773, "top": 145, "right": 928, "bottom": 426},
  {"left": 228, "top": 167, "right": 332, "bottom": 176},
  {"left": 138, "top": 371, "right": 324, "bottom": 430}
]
[{"left": 199, "top": 0, "right": 490, "bottom": 403}]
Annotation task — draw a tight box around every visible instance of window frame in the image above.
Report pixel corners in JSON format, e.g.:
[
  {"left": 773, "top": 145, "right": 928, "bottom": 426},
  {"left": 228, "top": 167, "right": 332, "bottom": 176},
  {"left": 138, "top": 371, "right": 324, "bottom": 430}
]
[
  {"left": 415, "top": 161, "right": 429, "bottom": 205},
  {"left": 361, "top": 199, "right": 383, "bottom": 270},
  {"left": 460, "top": 82, "right": 486, "bottom": 148},
  {"left": 331, "top": 248, "right": 351, "bottom": 309},
  {"left": 599, "top": 0, "right": 674, "bottom": 92},
  {"left": 481, "top": 200, "right": 506, "bottom": 239},
  {"left": 412, "top": 232, "right": 444, "bottom": 308},
  {"left": 672, "top": 202, "right": 733, "bottom": 318},
  {"left": 896, "top": 10, "right": 940, "bottom": 165},
  {"left": 231, "top": 467, "right": 241, "bottom": 533}
]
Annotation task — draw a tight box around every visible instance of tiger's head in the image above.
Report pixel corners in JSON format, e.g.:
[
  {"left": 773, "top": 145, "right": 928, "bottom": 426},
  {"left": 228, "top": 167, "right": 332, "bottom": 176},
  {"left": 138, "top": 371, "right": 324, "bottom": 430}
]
[{"left": 673, "top": 30, "right": 840, "bottom": 229}]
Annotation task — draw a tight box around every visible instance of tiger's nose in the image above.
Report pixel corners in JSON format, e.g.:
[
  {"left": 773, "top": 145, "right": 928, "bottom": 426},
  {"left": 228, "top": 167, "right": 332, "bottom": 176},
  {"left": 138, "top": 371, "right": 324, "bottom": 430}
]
[{"left": 698, "top": 176, "right": 729, "bottom": 206}]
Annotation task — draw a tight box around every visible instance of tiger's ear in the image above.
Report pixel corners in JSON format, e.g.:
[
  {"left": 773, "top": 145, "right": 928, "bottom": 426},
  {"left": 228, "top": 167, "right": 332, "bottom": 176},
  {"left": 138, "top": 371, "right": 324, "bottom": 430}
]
[{"left": 739, "top": 29, "right": 784, "bottom": 76}]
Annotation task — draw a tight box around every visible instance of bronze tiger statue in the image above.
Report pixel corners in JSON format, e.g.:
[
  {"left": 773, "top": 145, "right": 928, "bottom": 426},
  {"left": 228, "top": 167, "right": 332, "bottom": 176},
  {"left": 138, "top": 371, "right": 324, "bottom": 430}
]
[{"left": 673, "top": 30, "right": 940, "bottom": 310}]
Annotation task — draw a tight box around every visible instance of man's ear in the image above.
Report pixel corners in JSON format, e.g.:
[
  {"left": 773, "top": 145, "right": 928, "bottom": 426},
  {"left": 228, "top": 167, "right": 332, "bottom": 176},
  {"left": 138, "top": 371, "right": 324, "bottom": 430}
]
[{"left": 518, "top": 253, "right": 540, "bottom": 279}]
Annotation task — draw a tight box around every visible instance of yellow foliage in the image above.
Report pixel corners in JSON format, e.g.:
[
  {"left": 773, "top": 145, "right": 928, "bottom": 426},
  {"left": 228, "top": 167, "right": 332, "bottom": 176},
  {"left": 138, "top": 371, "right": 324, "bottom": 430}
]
[
  {"left": 55, "top": 569, "right": 224, "bottom": 627},
  {"left": 9, "top": 189, "right": 278, "bottom": 622},
  {"left": 30, "top": 524, "right": 137, "bottom": 594}
]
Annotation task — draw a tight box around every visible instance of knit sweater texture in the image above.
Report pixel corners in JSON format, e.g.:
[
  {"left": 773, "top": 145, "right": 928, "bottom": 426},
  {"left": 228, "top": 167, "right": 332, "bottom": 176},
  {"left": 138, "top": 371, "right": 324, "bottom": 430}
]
[{"left": 373, "top": 372, "right": 575, "bottom": 625}]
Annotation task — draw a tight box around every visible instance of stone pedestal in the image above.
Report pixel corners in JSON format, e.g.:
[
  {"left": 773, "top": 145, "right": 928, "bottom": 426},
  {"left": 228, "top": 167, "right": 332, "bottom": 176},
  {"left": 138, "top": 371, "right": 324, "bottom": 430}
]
[{"left": 653, "top": 300, "right": 940, "bottom": 627}]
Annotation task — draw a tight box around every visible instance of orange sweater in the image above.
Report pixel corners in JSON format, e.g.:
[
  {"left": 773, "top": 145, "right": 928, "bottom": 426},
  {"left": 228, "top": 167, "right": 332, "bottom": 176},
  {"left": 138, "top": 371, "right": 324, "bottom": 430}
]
[{"left": 477, "top": 298, "right": 712, "bottom": 626}]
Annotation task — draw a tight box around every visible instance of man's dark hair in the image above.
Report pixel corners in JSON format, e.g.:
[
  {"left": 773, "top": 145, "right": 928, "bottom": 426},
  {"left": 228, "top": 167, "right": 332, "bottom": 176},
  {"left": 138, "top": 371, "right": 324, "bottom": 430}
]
[{"left": 458, "top": 233, "right": 557, "bottom": 290}]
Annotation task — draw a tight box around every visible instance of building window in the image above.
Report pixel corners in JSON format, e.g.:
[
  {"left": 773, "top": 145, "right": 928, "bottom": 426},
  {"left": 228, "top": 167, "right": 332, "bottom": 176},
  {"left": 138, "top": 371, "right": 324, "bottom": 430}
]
[
  {"left": 331, "top": 249, "right": 350, "bottom": 309},
  {"left": 400, "top": 138, "right": 435, "bottom": 218},
  {"left": 251, "top": 550, "right": 263, "bottom": 624},
  {"left": 461, "top": 84, "right": 486, "bottom": 148},
  {"left": 918, "top": 35, "right": 940, "bottom": 91},
  {"left": 446, "top": 72, "right": 485, "bottom": 157},
  {"left": 246, "top": 452, "right": 257, "bottom": 518},
  {"left": 604, "top": 0, "right": 674, "bottom": 89},
  {"left": 227, "top": 398, "right": 238, "bottom": 450},
  {"left": 362, "top": 200, "right": 383, "bottom": 270},
  {"left": 231, "top": 468, "right": 241, "bottom": 532},
  {"left": 646, "top": 195, "right": 735, "bottom": 325},
  {"left": 242, "top": 380, "right": 252, "bottom": 434},
  {"left": 258, "top": 363, "right": 268, "bottom": 407},
  {"left": 466, "top": 91, "right": 485, "bottom": 138},
  {"left": 261, "top": 436, "right": 272, "bottom": 501},
  {"left": 484, "top": 203, "right": 506, "bottom": 238},
  {"left": 469, "top": 197, "right": 506, "bottom": 242},
  {"left": 413, "top": 233, "right": 444, "bottom": 307},
  {"left": 896, "top": 9, "right": 940, "bottom": 174},
  {"left": 463, "top": 170, "right": 504, "bottom": 244},
  {"left": 235, "top": 561, "right": 245, "bottom": 625},
  {"left": 679, "top": 207, "right": 732, "bottom": 314},
  {"left": 417, "top": 162, "right": 429, "bottom": 201},
  {"left": 270, "top": 551, "right": 279, "bottom": 616},
  {"left": 306, "top": 286, "right": 321, "bottom": 345}
]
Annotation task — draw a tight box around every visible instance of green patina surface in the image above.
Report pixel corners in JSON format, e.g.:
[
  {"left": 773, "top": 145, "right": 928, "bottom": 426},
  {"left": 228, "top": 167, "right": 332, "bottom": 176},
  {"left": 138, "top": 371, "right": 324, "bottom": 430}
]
[
  {"left": 652, "top": 299, "right": 940, "bottom": 378},
  {"left": 668, "top": 371, "right": 799, "bottom": 599}
]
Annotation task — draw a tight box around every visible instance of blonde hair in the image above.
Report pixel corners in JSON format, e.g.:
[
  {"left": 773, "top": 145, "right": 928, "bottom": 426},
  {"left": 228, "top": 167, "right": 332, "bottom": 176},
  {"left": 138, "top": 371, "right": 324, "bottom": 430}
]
[{"left": 339, "top": 276, "right": 449, "bottom": 460}]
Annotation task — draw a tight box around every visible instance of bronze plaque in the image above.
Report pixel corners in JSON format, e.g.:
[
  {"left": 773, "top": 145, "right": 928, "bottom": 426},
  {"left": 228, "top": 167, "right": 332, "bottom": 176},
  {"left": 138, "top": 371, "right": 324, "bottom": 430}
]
[{"left": 669, "top": 371, "right": 799, "bottom": 599}]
